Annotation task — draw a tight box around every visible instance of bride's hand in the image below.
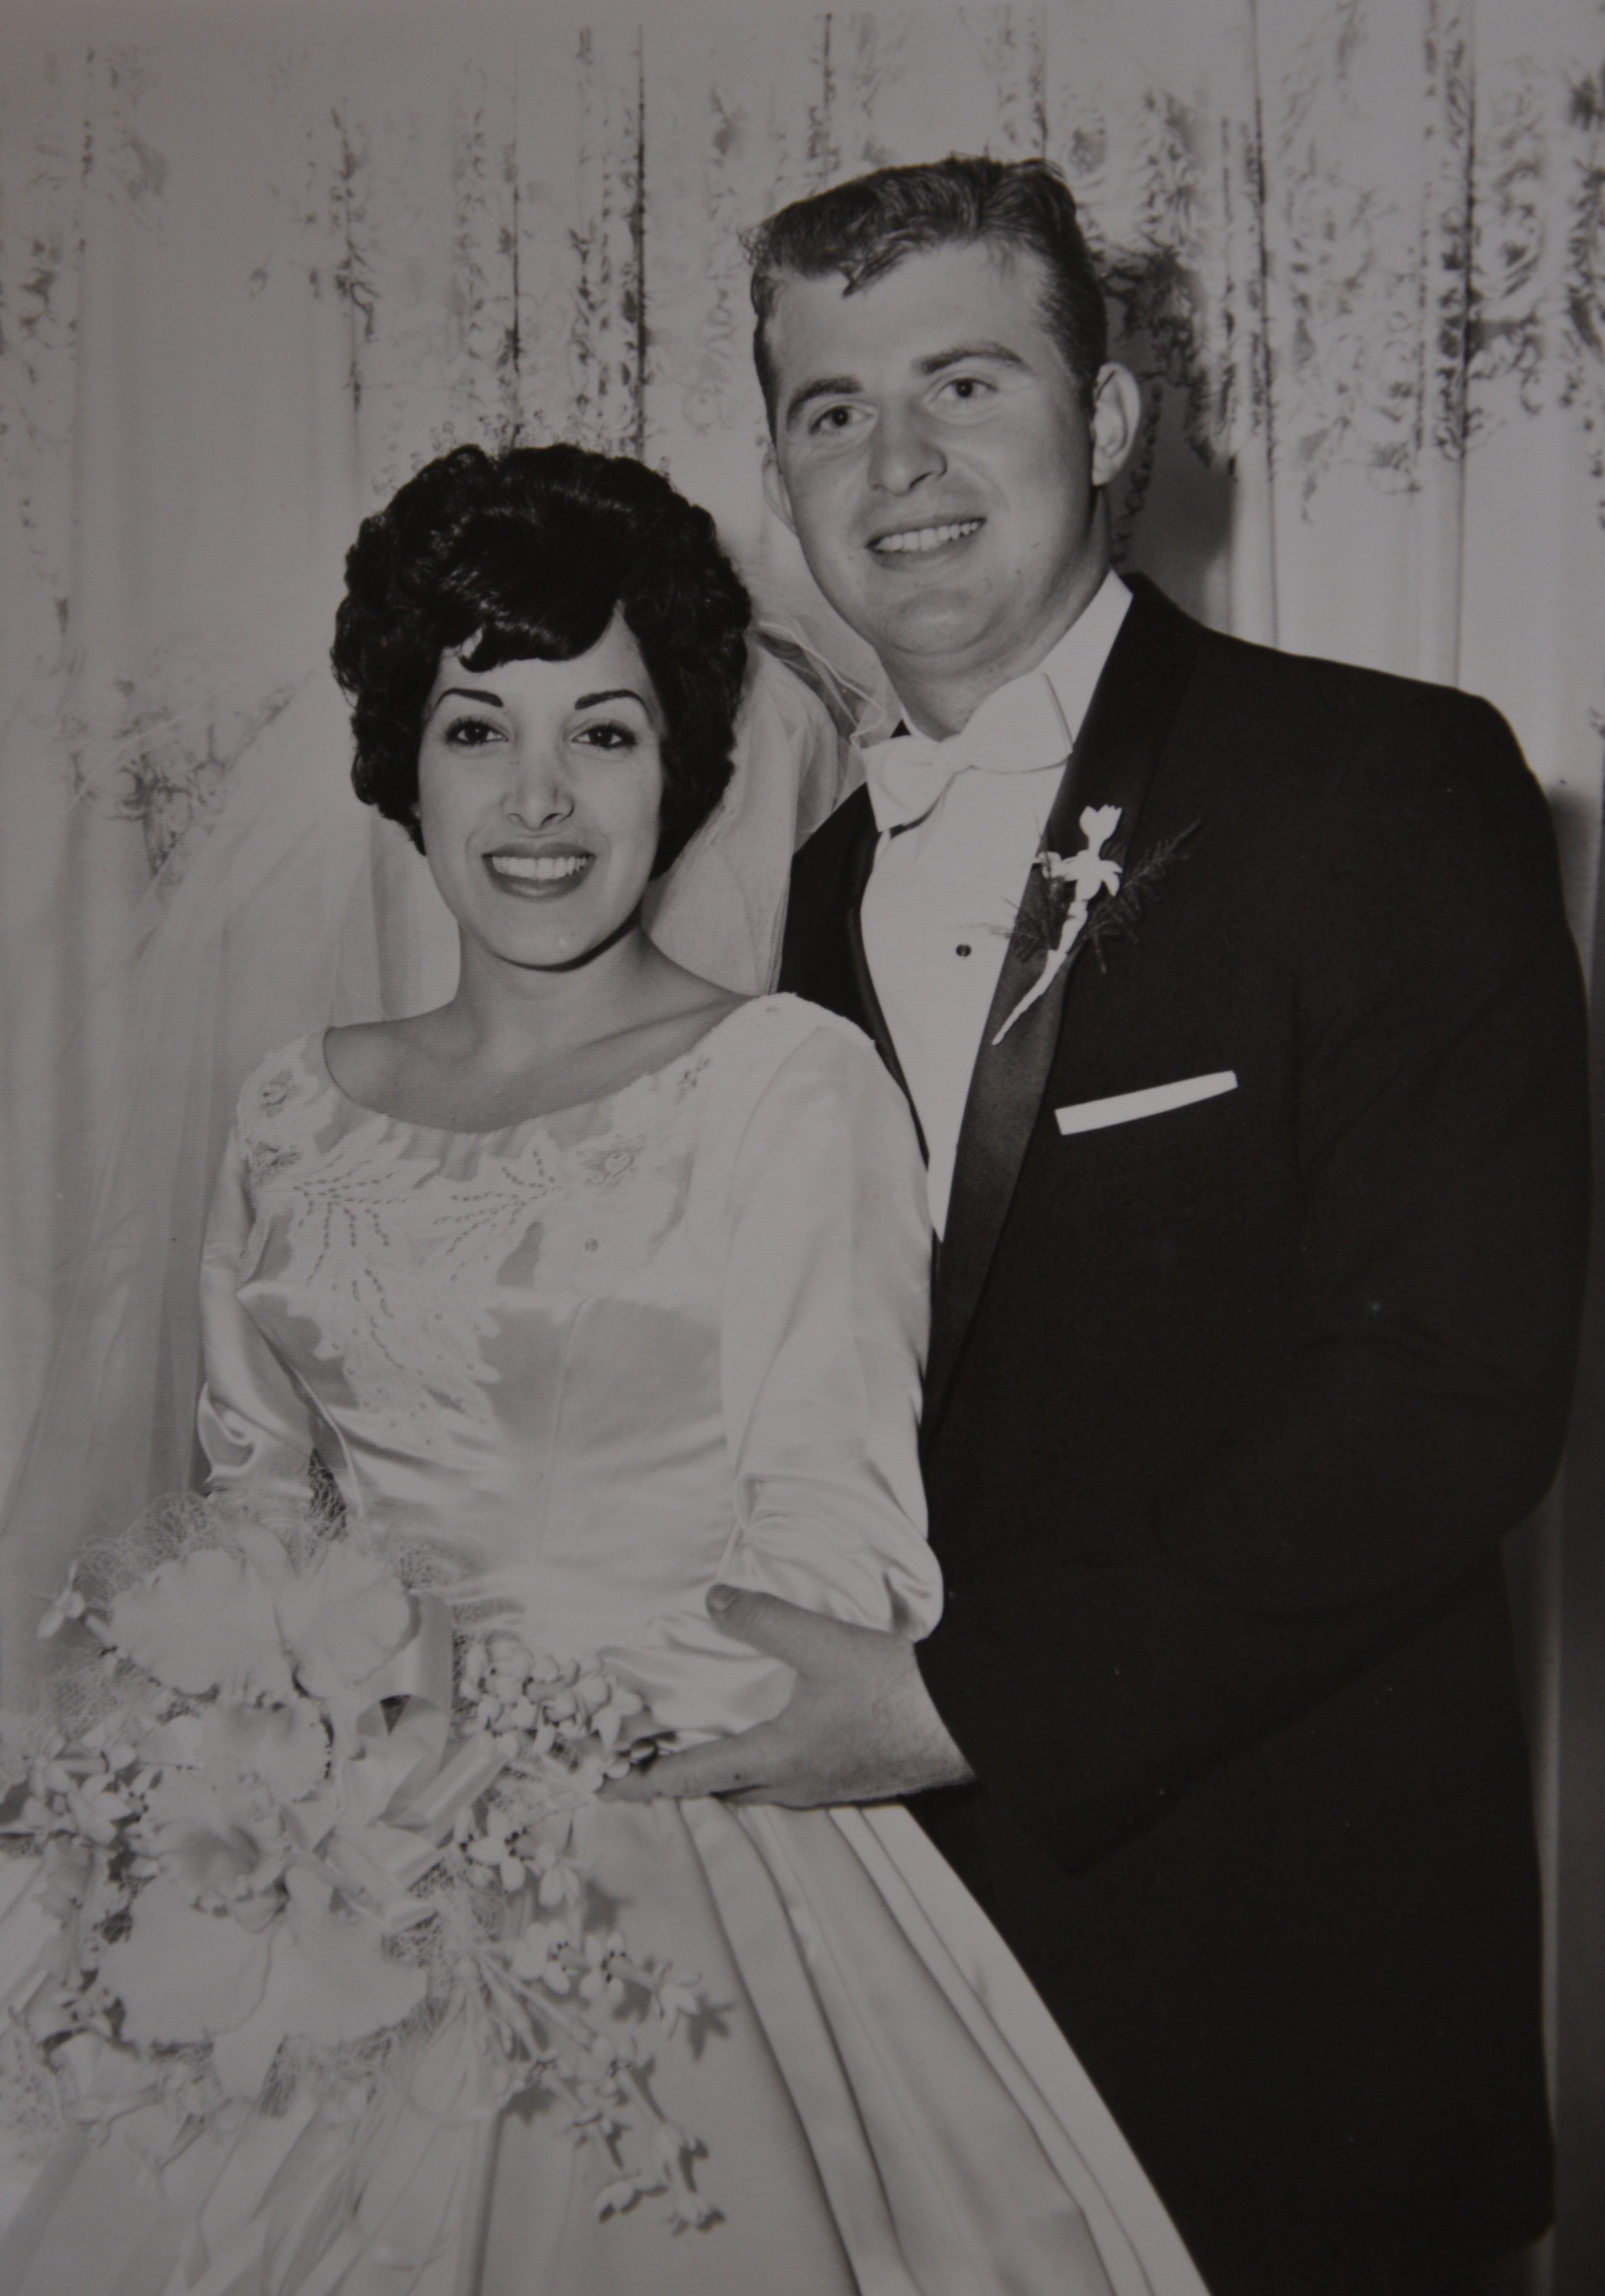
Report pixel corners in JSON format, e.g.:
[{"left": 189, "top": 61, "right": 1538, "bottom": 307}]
[{"left": 600, "top": 1585, "right": 974, "bottom": 1808}]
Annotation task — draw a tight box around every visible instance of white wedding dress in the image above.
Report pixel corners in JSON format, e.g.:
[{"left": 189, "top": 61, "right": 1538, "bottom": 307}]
[{"left": 1, "top": 994, "right": 1206, "bottom": 2296}]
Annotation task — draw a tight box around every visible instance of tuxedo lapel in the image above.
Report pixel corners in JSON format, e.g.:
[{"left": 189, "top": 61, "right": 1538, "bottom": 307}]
[
  {"left": 922, "top": 577, "right": 1203, "bottom": 1438},
  {"left": 781, "top": 788, "right": 902, "bottom": 1073},
  {"left": 842, "top": 817, "right": 923, "bottom": 1128}
]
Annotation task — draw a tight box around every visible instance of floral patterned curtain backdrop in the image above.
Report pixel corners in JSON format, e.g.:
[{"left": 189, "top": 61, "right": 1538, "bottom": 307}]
[{"left": 2, "top": 0, "right": 1603, "bottom": 2278}]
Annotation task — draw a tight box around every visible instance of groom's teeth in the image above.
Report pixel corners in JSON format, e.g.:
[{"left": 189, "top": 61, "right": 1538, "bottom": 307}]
[
  {"left": 490, "top": 853, "right": 588, "bottom": 882},
  {"left": 872, "top": 520, "right": 982, "bottom": 555}
]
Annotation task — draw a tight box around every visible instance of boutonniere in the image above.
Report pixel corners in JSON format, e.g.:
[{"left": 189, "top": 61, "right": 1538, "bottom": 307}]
[
  {"left": 992, "top": 811, "right": 1200, "bottom": 1045},
  {"left": 992, "top": 804, "right": 1124, "bottom": 1043}
]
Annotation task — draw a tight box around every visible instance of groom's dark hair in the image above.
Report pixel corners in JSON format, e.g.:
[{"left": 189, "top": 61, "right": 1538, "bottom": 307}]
[{"left": 745, "top": 155, "right": 1108, "bottom": 425}]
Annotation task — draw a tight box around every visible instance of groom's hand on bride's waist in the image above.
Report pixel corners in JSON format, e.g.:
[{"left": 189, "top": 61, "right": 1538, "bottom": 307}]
[{"left": 599, "top": 1586, "right": 975, "bottom": 1808}]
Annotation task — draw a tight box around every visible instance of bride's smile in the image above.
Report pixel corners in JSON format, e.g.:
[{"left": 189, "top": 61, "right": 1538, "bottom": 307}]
[
  {"left": 417, "top": 615, "right": 667, "bottom": 972},
  {"left": 482, "top": 846, "right": 593, "bottom": 894}
]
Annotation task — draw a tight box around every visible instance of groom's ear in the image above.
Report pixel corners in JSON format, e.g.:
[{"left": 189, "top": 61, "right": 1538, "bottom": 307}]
[
  {"left": 761, "top": 446, "right": 798, "bottom": 537},
  {"left": 1088, "top": 362, "right": 1144, "bottom": 491}
]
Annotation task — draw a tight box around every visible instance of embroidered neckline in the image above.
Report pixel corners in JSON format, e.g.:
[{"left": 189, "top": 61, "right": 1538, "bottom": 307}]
[{"left": 304, "top": 996, "right": 778, "bottom": 1146}]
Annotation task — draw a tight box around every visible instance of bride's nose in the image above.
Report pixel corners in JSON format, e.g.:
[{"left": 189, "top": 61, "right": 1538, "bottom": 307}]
[{"left": 501, "top": 743, "right": 574, "bottom": 830}]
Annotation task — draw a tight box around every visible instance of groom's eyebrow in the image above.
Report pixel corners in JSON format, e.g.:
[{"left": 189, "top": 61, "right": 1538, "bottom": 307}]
[{"left": 919, "top": 341, "right": 1029, "bottom": 375}]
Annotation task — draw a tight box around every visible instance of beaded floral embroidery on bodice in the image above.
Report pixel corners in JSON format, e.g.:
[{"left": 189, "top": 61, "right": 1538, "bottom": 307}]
[{"left": 232, "top": 1037, "right": 708, "bottom": 1458}]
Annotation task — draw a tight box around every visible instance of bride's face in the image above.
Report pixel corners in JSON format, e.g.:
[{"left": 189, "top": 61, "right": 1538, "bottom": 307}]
[{"left": 416, "top": 614, "right": 667, "bottom": 973}]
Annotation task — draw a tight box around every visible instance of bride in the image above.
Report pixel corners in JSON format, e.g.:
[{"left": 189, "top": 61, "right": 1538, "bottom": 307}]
[{"left": 1, "top": 443, "right": 1206, "bottom": 2295}]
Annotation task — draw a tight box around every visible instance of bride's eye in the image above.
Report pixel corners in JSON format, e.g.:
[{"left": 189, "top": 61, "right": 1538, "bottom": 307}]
[
  {"left": 442, "top": 715, "right": 504, "bottom": 748},
  {"left": 573, "top": 719, "right": 638, "bottom": 753}
]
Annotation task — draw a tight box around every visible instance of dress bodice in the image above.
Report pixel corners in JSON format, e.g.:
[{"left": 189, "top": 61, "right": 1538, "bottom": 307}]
[{"left": 197, "top": 996, "right": 939, "bottom": 1739}]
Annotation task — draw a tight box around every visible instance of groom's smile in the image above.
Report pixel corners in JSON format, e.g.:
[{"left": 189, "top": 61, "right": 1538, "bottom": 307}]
[{"left": 868, "top": 516, "right": 985, "bottom": 557}]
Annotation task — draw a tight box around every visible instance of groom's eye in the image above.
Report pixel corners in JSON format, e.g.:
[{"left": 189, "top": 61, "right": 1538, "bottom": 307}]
[
  {"left": 809, "top": 402, "right": 864, "bottom": 437},
  {"left": 935, "top": 374, "right": 995, "bottom": 407}
]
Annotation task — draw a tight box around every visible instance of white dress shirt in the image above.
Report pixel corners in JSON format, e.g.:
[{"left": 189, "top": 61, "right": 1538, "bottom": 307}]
[{"left": 859, "top": 570, "right": 1131, "bottom": 1236}]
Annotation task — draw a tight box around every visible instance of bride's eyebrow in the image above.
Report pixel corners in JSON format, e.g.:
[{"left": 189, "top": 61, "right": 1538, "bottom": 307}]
[
  {"left": 574, "top": 687, "right": 647, "bottom": 710},
  {"left": 431, "top": 685, "right": 502, "bottom": 712}
]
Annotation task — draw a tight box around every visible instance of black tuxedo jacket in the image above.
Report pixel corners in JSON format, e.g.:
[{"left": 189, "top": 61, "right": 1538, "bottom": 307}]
[{"left": 778, "top": 577, "right": 1589, "bottom": 2296}]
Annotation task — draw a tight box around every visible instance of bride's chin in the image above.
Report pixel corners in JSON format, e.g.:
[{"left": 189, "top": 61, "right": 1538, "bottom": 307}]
[{"left": 466, "top": 903, "right": 646, "bottom": 979}]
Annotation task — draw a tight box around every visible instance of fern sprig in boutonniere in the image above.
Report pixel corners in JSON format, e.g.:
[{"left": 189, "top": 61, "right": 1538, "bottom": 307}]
[
  {"left": 1081, "top": 819, "right": 1199, "bottom": 972},
  {"left": 995, "top": 813, "right": 1200, "bottom": 1044}
]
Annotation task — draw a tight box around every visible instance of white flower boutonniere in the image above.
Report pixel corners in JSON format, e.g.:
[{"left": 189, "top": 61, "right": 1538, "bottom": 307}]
[{"left": 992, "top": 804, "right": 1124, "bottom": 1044}]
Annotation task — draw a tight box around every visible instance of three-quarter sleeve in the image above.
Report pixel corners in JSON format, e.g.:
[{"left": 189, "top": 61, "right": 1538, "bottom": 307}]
[
  {"left": 195, "top": 1115, "right": 320, "bottom": 1501},
  {"left": 715, "top": 1016, "right": 941, "bottom": 1638}
]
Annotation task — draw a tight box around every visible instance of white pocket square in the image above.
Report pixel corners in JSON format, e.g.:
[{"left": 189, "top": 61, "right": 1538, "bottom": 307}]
[{"left": 1055, "top": 1070, "right": 1238, "bottom": 1137}]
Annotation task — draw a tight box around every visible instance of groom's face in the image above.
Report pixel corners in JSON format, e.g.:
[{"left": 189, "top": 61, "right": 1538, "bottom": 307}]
[{"left": 762, "top": 238, "right": 1124, "bottom": 707}]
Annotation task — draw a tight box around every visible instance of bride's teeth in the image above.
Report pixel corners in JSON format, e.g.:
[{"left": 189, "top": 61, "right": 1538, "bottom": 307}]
[
  {"left": 873, "top": 520, "right": 982, "bottom": 555},
  {"left": 490, "top": 853, "right": 588, "bottom": 883}
]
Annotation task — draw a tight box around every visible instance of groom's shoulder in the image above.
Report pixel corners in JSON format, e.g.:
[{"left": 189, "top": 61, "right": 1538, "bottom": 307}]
[
  {"left": 791, "top": 780, "right": 875, "bottom": 877},
  {"left": 1143, "top": 592, "right": 1569, "bottom": 993},
  {"left": 1130, "top": 578, "right": 1547, "bottom": 868},
  {"left": 784, "top": 781, "right": 876, "bottom": 934},
  {"left": 1137, "top": 575, "right": 1510, "bottom": 753}
]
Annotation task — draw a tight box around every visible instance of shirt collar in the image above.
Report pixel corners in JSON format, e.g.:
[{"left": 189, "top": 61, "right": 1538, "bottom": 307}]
[
  {"left": 857, "top": 570, "right": 1132, "bottom": 834},
  {"left": 1024, "top": 567, "right": 1132, "bottom": 749}
]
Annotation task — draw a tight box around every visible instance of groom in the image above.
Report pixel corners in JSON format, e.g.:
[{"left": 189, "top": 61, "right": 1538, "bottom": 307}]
[{"left": 614, "top": 157, "right": 1590, "bottom": 2294}]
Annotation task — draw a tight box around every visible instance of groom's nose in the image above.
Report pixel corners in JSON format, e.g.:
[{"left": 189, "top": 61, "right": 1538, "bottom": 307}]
[{"left": 869, "top": 402, "right": 946, "bottom": 495}]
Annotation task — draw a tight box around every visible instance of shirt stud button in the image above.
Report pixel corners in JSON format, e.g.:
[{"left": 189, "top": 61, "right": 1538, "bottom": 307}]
[{"left": 955, "top": 943, "right": 972, "bottom": 958}]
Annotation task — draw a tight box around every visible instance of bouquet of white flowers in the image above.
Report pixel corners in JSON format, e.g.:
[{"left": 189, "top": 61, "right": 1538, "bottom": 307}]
[{"left": 0, "top": 1495, "right": 716, "bottom": 2232}]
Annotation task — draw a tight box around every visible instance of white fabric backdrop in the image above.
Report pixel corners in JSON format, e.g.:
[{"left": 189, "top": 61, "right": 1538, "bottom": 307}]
[{"left": 2, "top": 0, "right": 1603, "bottom": 2282}]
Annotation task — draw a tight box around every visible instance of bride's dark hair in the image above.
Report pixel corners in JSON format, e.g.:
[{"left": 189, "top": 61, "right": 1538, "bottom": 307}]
[{"left": 332, "top": 442, "right": 753, "bottom": 875}]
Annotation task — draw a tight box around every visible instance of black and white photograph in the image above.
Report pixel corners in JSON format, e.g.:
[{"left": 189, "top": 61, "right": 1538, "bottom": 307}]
[{"left": 0, "top": 1, "right": 1601, "bottom": 2291}]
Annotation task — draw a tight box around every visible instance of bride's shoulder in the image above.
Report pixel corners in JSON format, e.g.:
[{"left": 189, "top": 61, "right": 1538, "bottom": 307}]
[
  {"left": 702, "top": 993, "right": 884, "bottom": 1083},
  {"left": 688, "top": 997, "right": 920, "bottom": 1209},
  {"left": 693, "top": 996, "right": 902, "bottom": 1135}
]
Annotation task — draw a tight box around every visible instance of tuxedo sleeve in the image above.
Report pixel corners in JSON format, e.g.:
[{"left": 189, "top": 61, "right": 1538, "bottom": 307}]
[{"left": 916, "top": 692, "right": 1590, "bottom": 1870}]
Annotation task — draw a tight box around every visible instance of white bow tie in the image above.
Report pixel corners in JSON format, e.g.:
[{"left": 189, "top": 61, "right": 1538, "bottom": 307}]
[{"left": 859, "top": 671, "right": 1073, "bottom": 831}]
